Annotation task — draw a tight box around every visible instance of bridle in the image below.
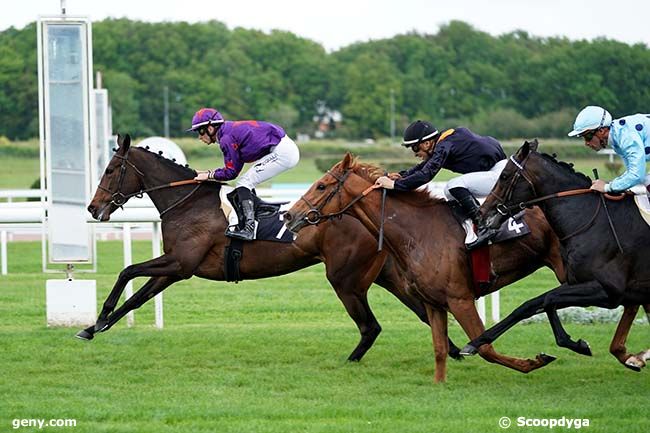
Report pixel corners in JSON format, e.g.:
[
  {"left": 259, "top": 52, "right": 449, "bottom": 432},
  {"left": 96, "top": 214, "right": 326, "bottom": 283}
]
[
  {"left": 298, "top": 169, "right": 380, "bottom": 225},
  {"left": 490, "top": 154, "right": 538, "bottom": 217},
  {"left": 96, "top": 148, "right": 202, "bottom": 217},
  {"left": 489, "top": 152, "right": 625, "bottom": 248}
]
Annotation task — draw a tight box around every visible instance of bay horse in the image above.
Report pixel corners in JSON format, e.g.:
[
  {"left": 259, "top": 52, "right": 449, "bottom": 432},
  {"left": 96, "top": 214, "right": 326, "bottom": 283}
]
[
  {"left": 283, "top": 153, "right": 568, "bottom": 382},
  {"left": 462, "top": 139, "right": 650, "bottom": 371},
  {"left": 81, "top": 134, "right": 465, "bottom": 362}
]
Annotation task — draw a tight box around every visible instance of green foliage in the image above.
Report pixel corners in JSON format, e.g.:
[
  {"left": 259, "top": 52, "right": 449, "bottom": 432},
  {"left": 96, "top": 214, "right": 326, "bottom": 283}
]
[{"left": 2, "top": 19, "right": 650, "bottom": 141}]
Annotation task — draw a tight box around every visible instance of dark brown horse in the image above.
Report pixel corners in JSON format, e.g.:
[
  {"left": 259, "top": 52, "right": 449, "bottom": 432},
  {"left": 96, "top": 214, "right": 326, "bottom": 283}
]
[
  {"left": 80, "top": 134, "right": 465, "bottom": 362},
  {"left": 284, "top": 153, "right": 568, "bottom": 382},
  {"left": 463, "top": 139, "right": 650, "bottom": 371}
]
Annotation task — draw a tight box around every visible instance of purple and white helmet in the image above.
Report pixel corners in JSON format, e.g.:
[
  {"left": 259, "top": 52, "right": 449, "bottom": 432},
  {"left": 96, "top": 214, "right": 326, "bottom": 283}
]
[{"left": 186, "top": 108, "right": 225, "bottom": 131}]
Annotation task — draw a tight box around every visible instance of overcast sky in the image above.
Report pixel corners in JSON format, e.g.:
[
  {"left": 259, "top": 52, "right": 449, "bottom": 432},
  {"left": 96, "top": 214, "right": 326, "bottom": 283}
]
[{"left": 3, "top": 0, "right": 650, "bottom": 51}]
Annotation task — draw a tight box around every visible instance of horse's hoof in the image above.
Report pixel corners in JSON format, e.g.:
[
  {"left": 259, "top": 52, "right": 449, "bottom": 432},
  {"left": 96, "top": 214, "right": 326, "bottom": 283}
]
[
  {"left": 538, "top": 353, "right": 557, "bottom": 365},
  {"left": 576, "top": 339, "right": 592, "bottom": 357},
  {"left": 624, "top": 356, "right": 644, "bottom": 372},
  {"left": 460, "top": 344, "right": 478, "bottom": 356},
  {"left": 75, "top": 328, "right": 94, "bottom": 341}
]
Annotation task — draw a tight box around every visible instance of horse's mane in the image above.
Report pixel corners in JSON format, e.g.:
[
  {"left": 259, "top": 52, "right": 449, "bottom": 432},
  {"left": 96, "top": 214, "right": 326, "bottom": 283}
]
[
  {"left": 538, "top": 152, "right": 591, "bottom": 186},
  {"left": 342, "top": 156, "right": 447, "bottom": 207},
  {"left": 133, "top": 146, "right": 197, "bottom": 177}
]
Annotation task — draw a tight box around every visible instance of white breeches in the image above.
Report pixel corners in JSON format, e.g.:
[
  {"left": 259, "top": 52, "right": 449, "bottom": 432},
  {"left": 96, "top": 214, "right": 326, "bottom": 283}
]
[
  {"left": 236, "top": 135, "right": 300, "bottom": 190},
  {"left": 443, "top": 159, "right": 508, "bottom": 200}
]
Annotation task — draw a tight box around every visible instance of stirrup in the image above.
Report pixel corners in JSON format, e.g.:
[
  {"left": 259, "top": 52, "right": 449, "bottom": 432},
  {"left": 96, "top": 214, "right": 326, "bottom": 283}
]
[
  {"left": 225, "top": 224, "right": 255, "bottom": 241},
  {"left": 466, "top": 227, "right": 497, "bottom": 250}
]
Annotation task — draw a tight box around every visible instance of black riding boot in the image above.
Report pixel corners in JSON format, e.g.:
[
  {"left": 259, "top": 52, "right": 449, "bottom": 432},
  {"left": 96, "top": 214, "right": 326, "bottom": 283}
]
[
  {"left": 448, "top": 187, "right": 481, "bottom": 222},
  {"left": 448, "top": 187, "right": 496, "bottom": 249},
  {"left": 226, "top": 187, "right": 256, "bottom": 241}
]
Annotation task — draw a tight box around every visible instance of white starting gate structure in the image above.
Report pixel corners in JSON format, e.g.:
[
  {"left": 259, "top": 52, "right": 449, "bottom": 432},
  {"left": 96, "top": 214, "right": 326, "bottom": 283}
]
[{"left": 38, "top": 14, "right": 97, "bottom": 326}]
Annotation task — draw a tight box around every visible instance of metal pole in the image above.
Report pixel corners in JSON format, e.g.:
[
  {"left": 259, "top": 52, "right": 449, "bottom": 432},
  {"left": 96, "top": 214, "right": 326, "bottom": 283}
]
[
  {"left": 1, "top": 230, "right": 7, "bottom": 275},
  {"left": 123, "top": 224, "right": 134, "bottom": 327},
  {"left": 477, "top": 297, "right": 486, "bottom": 323},
  {"left": 152, "top": 222, "right": 164, "bottom": 329},
  {"left": 491, "top": 292, "right": 500, "bottom": 323},
  {"left": 163, "top": 86, "right": 170, "bottom": 138},
  {"left": 389, "top": 88, "right": 395, "bottom": 145}
]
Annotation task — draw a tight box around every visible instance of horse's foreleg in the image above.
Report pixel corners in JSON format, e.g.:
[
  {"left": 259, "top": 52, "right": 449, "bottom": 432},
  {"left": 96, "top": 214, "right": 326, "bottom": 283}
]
[
  {"left": 95, "top": 254, "right": 181, "bottom": 330},
  {"left": 462, "top": 281, "right": 610, "bottom": 356},
  {"left": 546, "top": 307, "right": 592, "bottom": 356},
  {"left": 609, "top": 305, "right": 644, "bottom": 371},
  {"left": 425, "top": 304, "right": 449, "bottom": 383},
  {"left": 98, "top": 275, "right": 181, "bottom": 333},
  {"left": 449, "top": 297, "right": 554, "bottom": 373},
  {"left": 327, "top": 256, "right": 385, "bottom": 362}
]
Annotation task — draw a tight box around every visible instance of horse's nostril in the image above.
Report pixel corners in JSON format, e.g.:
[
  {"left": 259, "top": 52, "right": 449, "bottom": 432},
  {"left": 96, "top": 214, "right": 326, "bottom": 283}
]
[{"left": 87, "top": 205, "right": 95, "bottom": 213}]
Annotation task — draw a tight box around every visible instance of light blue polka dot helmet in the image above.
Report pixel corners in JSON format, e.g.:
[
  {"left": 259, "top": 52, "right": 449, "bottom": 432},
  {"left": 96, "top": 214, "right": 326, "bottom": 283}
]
[{"left": 568, "top": 106, "right": 612, "bottom": 137}]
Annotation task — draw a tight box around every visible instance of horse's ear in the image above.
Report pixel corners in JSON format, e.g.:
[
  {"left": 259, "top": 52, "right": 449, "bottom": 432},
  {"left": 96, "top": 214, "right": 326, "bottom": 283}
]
[
  {"left": 519, "top": 139, "right": 537, "bottom": 159},
  {"left": 116, "top": 134, "right": 131, "bottom": 154},
  {"left": 341, "top": 152, "right": 354, "bottom": 170}
]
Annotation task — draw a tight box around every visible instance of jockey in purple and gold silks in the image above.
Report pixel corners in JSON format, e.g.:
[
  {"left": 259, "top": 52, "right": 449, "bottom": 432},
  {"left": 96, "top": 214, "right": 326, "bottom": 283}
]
[{"left": 188, "top": 108, "right": 300, "bottom": 241}]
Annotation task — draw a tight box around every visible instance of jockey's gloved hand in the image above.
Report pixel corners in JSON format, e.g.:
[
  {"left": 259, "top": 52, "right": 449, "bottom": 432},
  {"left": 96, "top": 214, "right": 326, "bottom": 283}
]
[
  {"left": 375, "top": 176, "right": 395, "bottom": 189},
  {"left": 194, "top": 170, "right": 210, "bottom": 182}
]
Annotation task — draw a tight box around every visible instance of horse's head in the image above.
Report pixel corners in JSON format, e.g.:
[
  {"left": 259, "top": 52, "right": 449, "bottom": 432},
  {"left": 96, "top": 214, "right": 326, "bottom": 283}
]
[
  {"left": 87, "top": 134, "right": 144, "bottom": 221},
  {"left": 284, "top": 153, "right": 377, "bottom": 233},
  {"left": 481, "top": 139, "right": 542, "bottom": 230}
]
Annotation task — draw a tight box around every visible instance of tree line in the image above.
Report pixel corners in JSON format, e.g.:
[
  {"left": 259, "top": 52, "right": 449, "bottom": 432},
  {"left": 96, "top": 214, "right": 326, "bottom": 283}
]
[{"left": 1, "top": 19, "right": 649, "bottom": 141}]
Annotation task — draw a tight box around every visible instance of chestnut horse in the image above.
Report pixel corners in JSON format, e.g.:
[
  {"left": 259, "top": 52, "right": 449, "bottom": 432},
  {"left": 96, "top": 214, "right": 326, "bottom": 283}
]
[
  {"left": 463, "top": 139, "right": 650, "bottom": 371},
  {"left": 284, "top": 153, "right": 570, "bottom": 382},
  {"left": 80, "top": 134, "right": 465, "bottom": 362}
]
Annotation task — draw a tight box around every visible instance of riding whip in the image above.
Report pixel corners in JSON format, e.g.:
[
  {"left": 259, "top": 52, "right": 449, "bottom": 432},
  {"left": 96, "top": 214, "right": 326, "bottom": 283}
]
[
  {"left": 593, "top": 169, "right": 624, "bottom": 254},
  {"left": 378, "top": 172, "right": 387, "bottom": 252}
]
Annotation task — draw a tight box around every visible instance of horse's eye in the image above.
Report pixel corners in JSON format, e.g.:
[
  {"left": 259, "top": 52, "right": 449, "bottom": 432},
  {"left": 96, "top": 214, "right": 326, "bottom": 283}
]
[
  {"left": 500, "top": 173, "right": 508, "bottom": 181},
  {"left": 317, "top": 184, "right": 326, "bottom": 191},
  {"left": 105, "top": 168, "right": 114, "bottom": 175}
]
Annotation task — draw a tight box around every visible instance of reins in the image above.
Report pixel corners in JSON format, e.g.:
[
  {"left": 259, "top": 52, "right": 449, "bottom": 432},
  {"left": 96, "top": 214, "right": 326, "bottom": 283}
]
[
  {"left": 494, "top": 153, "right": 627, "bottom": 251},
  {"left": 97, "top": 149, "right": 203, "bottom": 217},
  {"left": 298, "top": 169, "right": 386, "bottom": 251}
]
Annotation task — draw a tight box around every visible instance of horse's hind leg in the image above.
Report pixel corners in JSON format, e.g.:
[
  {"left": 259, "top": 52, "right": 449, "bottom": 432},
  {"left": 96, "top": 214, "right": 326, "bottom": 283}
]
[
  {"left": 609, "top": 305, "right": 646, "bottom": 371},
  {"left": 449, "top": 297, "right": 554, "bottom": 373},
  {"left": 546, "top": 307, "right": 592, "bottom": 356},
  {"left": 425, "top": 304, "right": 449, "bottom": 383}
]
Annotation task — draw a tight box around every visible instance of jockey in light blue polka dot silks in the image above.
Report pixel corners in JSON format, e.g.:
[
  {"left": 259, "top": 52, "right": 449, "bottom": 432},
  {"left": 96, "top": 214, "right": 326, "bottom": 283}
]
[{"left": 569, "top": 105, "right": 650, "bottom": 193}]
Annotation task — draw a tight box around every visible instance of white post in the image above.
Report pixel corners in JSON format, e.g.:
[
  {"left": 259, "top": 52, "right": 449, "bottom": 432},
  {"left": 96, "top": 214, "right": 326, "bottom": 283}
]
[
  {"left": 491, "top": 292, "right": 500, "bottom": 323},
  {"left": 152, "top": 222, "right": 163, "bottom": 329},
  {"left": 1, "top": 230, "right": 7, "bottom": 275},
  {"left": 477, "top": 297, "right": 486, "bottom": 323},
  {"left": 122, "top": 223, "right": 134, "bottom": 327}
]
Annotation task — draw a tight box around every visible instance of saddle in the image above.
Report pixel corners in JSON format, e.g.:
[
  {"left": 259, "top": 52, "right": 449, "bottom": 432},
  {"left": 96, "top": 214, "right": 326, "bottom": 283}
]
[
  {"left": 219, "top": 187, "right": 294, "bottom": 283},
  {"left": 448, "top": 200, "right": 531, "bottom": 297}
]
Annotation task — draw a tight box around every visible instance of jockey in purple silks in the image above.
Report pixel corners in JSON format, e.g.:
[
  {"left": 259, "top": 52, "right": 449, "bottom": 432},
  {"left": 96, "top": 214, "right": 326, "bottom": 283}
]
[{"left": 187, "top": 108, "right": 300, "bottom": 241}]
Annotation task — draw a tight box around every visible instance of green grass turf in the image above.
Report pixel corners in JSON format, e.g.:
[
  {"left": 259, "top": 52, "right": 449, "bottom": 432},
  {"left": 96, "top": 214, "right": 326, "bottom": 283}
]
[{"left": 1, "top": 240, "right": 648, "bottom": 432}]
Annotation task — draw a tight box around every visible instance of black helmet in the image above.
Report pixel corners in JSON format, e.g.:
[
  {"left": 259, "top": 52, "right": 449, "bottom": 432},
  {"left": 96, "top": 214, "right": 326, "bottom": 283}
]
[{"left": 402, "top": 120, "right": 439, "bottom": 148}]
